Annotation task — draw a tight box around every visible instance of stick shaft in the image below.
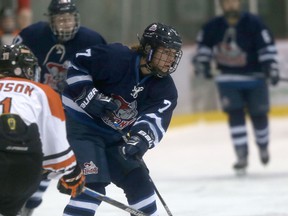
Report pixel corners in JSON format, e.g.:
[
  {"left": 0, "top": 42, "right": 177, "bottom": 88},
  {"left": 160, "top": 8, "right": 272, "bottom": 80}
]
[
  {"left": 280, "top": 77, "right": 288, "bottom": 82},
  {"left": 83, "top": 187, "right": 149, "bottom": 216},
  {"left": 107, "top": 112, "right": 173, "bottom": 215}
]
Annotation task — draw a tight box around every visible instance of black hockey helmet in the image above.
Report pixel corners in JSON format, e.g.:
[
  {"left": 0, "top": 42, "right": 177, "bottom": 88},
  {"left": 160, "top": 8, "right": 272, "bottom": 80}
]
[
  {"left": 140, "top": 22, "right": 183, "bottom": 77},
  {"left": 0, "top": 44, "right": 40, "bottom": 82},
  {"left": 48, "top": 0, "right": 77, "bottom": 14},
  {"left": 47, "top": 0, "right": 80, "bottom": 42}
]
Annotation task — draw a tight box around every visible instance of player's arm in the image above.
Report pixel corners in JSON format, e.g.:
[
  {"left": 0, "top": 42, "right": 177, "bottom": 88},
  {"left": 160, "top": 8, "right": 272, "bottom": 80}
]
[
  {"left": 122, "top": 87, "right": 177, "bottom": 159},
  {"left": 192, "top": 24, "right": 214, "bottom": 79},
  {"left": 42, "top": 115, "right": 85, "bottom": 197},
  {"left": 65, "top": 48, "right": 118, "bottom": 118},
  {"left": 38, "top": 84, "right": 85, "bottom": 197},
  {"left": 254, "top": 18, "right": 279, "bottom": 85}
]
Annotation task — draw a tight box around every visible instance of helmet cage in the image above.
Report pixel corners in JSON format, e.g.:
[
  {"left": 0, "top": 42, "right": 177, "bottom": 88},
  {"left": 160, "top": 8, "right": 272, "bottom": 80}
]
[
  {"left": 145, "top": 46, "right": 183, "bottom": 77},
  {"left": 48, "top": 0, "right": 80, "bottom": 42},
  {"left": 49, "top": 12, "right": 80, "bottom": 42},
  {"left": 0, "top": 44, "right": 41, "bottom": 82}
]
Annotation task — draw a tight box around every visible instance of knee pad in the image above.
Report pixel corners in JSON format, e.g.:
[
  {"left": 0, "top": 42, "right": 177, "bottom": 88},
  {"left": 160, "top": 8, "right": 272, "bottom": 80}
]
[
  {"left": 116, "top": 168, "right": 154, "bottom": 202},
  {"left": 250, "top": 114, "right": 268, "bottom": 129}
]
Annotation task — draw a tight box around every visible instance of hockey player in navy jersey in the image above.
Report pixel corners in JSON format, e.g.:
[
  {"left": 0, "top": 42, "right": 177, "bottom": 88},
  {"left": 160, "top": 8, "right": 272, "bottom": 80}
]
[
  {"left": 13, "top": 0, "right": 107, "bottom": 93},
  {"left": 192, "top": 0, "right": 279, "bottom": 174},
  {"left": 61, "top": 22, "right": 182, "bottom": 215},
  {"left": 13, "top": 0, "right": 107, "bottom": 215}
]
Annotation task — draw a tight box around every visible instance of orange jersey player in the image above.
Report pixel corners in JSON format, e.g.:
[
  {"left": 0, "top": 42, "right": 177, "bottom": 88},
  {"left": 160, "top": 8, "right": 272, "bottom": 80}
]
[{"left": 0, "top": 44, "right": 85, "bottom": 216}]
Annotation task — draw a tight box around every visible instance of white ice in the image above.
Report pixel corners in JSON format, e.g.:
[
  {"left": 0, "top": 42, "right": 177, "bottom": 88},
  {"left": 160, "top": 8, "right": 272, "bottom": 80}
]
[{"left": 32, "top": 117, "right": 288, "bottom": 216}]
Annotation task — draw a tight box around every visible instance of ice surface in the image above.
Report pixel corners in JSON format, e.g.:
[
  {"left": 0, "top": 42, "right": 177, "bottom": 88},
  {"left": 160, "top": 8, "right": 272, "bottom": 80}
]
[{"left": 32, "top": 117, "right": 288, "bottom": 216}]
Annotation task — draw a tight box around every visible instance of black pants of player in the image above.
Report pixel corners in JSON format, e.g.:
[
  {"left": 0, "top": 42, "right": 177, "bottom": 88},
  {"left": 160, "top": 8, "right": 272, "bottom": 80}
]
[
  {"left": 0, "top": 114, "right": 43, "bottom": 216},
  {"left": 0, "top": 152, "right": 42, "bottom": 216}
]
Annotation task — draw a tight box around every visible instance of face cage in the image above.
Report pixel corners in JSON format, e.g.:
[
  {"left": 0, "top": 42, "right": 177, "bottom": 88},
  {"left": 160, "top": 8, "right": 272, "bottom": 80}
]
[
  {"left": 50, "top": 12, "right": 80, "bottom": 42},
  {"left": 146, "top": 48, "right": 183, "bottom": 77}
]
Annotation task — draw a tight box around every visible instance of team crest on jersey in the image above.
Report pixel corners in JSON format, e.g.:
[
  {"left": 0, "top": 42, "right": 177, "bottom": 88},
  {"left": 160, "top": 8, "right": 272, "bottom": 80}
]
[
  {"left": 102, "top": 95, "right": 137, "bottom": 130},
  {"left": 83, "top": 161, "right": 98, "bottom": 175},
  {"left": 44, "top": 61, "right": 70, "bottom": 92},
  {"left": 214, "top": 27, "right": 247, "bottom": 67}
]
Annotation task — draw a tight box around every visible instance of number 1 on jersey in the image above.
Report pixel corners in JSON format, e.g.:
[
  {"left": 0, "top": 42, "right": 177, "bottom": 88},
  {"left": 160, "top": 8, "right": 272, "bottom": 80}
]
[{"left": 0, "top": 97, "right": 12, "bottom": 113}]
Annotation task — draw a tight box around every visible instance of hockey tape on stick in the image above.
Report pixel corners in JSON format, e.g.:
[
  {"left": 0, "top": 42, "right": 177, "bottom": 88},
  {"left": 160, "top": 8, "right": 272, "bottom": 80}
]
[{"left": 83, "top": 187, "right": 149, "bottom": 216}]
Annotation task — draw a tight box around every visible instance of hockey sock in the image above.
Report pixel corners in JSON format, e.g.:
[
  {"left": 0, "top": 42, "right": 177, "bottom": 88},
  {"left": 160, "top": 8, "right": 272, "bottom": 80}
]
[
  {"left": 117, "top": 168, "right": 158, "bottom": 215},
  {"left": 228, "top": 109, "right": 248, "bottom": 154},
  {"left": 25, "top": 179, "right": 51, "bottom": 209},
  {"left": 63, "top": 183, "right": 106, "bottom": 216},
  {"left": 250, "top": 114, "right": 269, "bottom": 148}
]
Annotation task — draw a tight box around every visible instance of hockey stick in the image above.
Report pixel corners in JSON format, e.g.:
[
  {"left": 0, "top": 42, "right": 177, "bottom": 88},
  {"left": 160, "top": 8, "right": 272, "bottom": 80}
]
[
  {"left": 83, "top": 187, "right": 149, "bottom": 216},
  {"left": 107, "top": 113, "right": 173, "bottom": 216},
  {"left": 280, "top": 77, "right": 288, "bottom": 82}
]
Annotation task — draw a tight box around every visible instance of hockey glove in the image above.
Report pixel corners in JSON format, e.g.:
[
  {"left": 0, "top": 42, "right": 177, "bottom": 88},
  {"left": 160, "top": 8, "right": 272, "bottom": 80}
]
[
  {"left": 57, "top": 164, "right": 85, "bottom": 197},
  {"left": 262, "top": 62, "right": 280, "bottom": 86},
  {"left": 74, "top": 87, "right": 118, "bottom": 118},
  {"left": 121, "top": 135, "right": 149, "bottom": 159},
  {"left": 193, "top": 59, "right": 212, "bottom": 79}
]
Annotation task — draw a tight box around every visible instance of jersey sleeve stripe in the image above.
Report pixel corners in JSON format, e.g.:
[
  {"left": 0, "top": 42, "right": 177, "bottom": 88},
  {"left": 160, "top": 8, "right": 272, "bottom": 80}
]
[
  {"left": 66, "top": 75, "right": 92, "bottom": 85},
  {"left": 43, "top": 146, "right": 73, "bottom": 160},
  {"left": 43, "top": 154, "right": 76, "bottom": 170}
]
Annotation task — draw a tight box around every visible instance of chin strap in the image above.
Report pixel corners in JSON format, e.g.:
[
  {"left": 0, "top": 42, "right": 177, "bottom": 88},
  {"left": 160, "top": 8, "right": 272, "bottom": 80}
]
[
  {"left": 140, "top": 63, "right": 147, "bottom": 69},
  {"left": 140, "top": 63, "right": 153, "bottom": 74}
]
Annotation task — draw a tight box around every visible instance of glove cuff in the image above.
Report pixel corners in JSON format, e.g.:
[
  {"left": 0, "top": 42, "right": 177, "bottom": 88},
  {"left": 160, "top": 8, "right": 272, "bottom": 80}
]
[
  {"left": 262, "top": 62, "right": 278, "bottom": 76},
  {"left": 62, "top": 163, "right": 83, "bottom": 184},
  {"left": 130, "top": 130, "right": 154, "bottom": 148},
  {"left": 74, "top": 87, "right": 98, "bottom": 110}
]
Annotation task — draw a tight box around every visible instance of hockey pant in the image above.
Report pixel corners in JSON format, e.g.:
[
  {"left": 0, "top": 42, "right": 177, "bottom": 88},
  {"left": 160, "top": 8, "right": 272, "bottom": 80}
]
[{"left": 0, "top": 114, "right": 43, "bottom": 216}]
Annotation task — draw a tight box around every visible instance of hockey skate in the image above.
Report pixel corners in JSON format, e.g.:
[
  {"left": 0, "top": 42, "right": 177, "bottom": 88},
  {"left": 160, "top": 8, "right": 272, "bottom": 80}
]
[
  {"left": 233, "top": 147, "right": 248, "bottom": 176},
  {"left": 233, "top": 157, "right": 248, "bottom": 176},
  {"left": 18, "top": 198, "right": 42, "bottom": 216},
  {"left": 259, "top": 147, "right": 269, "bottom": 165},
  {"left": 18, "top": 207, "right": 34, "bottom": 216}
]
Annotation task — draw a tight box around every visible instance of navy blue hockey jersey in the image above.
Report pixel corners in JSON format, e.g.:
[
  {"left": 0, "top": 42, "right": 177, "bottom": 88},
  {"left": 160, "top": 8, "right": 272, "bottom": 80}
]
[
  {"left": 194, "top": 12, "right": 278, "bottom": 76},
  {"left": 13, "top": 21, "right": 106, "bottom": 92},
  {"left": 62, "top": 43, "right": 178, "bottom": 146}
]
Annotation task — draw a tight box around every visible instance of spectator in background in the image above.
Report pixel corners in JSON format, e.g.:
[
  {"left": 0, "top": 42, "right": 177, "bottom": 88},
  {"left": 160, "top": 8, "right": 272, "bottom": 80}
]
[
  {"left": 0, "top": 7, "right": 18, "bottom": 45},
  {"left": 192, "top": 0, "right": 279, "bottom": 175},
  {"left": 17, "top": 0, "right": 33, "bottom": 30},
  {"left": 17, "top": 8, "right": 32, "bottom": 30}
]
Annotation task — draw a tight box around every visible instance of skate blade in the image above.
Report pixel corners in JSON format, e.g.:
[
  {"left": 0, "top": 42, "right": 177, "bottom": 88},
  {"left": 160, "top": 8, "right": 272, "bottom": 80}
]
[{"left": 235, "top": 168, "right": 247, "bottom": 176}]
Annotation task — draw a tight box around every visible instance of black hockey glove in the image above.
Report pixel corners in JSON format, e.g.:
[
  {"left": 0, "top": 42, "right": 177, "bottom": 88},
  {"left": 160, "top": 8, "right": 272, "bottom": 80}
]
[
  {"left": 193, "top": 59, "right": 212, "bottom": 79},
  {"left": 262, "top": 62, "right": 280, "bottom": 86},
  {"left": 121, "top": 135, "right": 149, "bottom": 159},
  {"left": 74, "top": 87, "right": 118, "bottom": 118},
  {"left": 57, "top": 163, "right": 85, "bottom": 197}
]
